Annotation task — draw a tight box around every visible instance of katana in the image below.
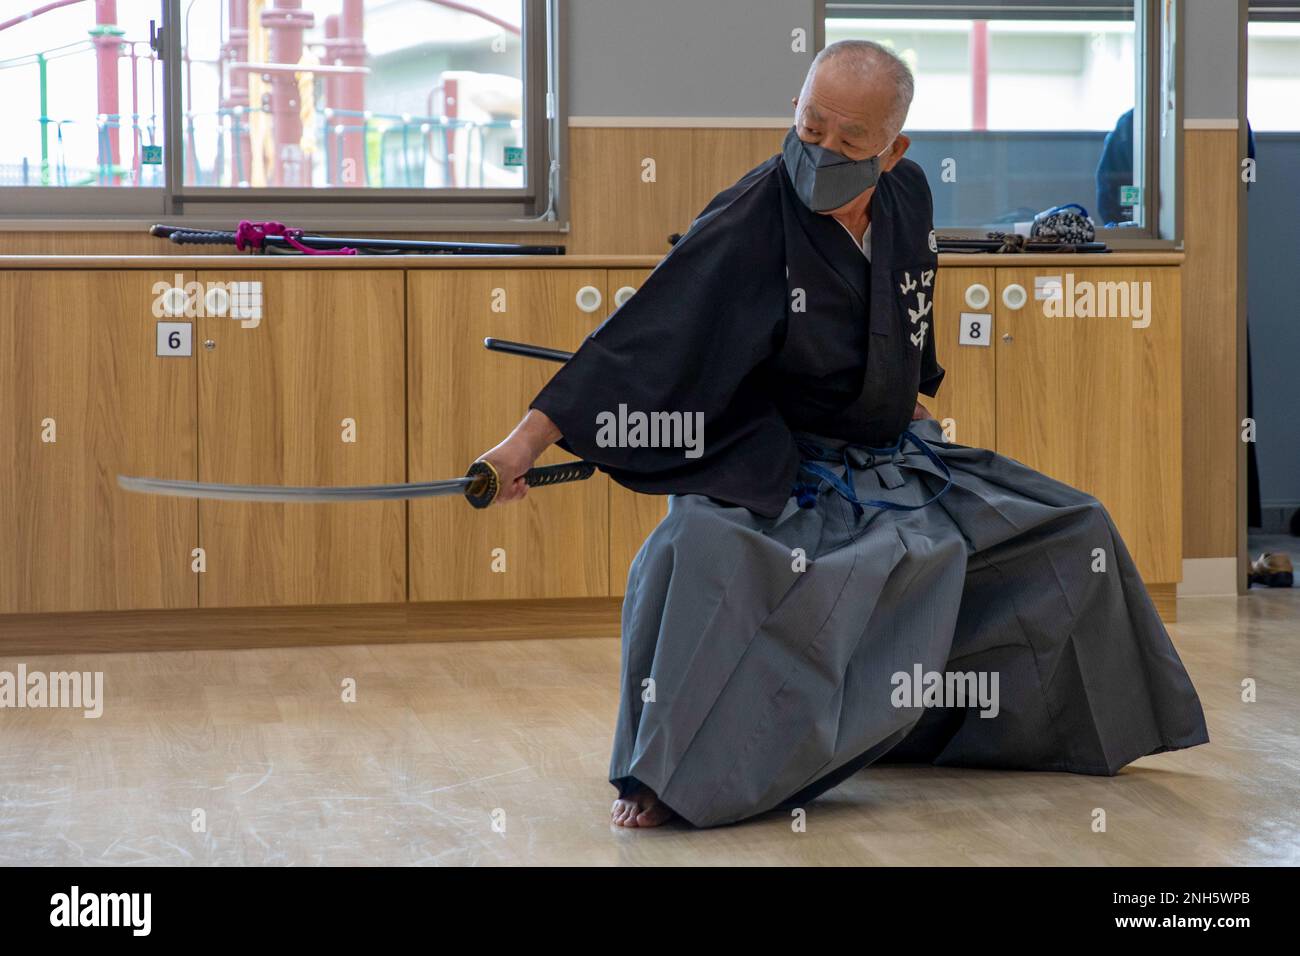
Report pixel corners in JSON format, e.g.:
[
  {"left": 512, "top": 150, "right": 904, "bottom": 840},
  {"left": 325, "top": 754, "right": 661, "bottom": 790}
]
[
  {"left": 117, "top": 460, "right": 596, "bottom": 509},
  {"left": 120, "top": 339, "right": 592, "bottom": 506},
  {"left": 149, "top": 222, "right": 565, "bottom": 257}
]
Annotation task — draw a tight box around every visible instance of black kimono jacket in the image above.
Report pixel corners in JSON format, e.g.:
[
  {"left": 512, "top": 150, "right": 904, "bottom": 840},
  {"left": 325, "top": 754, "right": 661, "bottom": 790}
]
[{"left": 531, "top": 154, "right": 944, "bottom": 519}]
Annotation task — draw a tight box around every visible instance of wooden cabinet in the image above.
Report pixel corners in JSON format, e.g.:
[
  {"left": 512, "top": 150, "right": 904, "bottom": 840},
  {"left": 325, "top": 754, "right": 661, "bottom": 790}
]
[
  {"left": 195, "top": 270, "right": 406, "bottom": 607},
  {"left": 407, "top": 270, "right": 610, "bottom": 601},
  {"left": 0, "top": 271, "right": 197, "bottom": 613},
  {"left": 930, "top": 265, "right": 1181, "bottom": 589},
  {"left": 0, "top": 256, "right": 1183, "bottom": 626},
  {"left": 604, "top": 269, "right": 669, "bottom": 596},
  {"left": 993, "top": 266, "right": 1181, "bottom": 586},
  {"left": 930, "top": 266, "right": 998, "bottom": 449}
]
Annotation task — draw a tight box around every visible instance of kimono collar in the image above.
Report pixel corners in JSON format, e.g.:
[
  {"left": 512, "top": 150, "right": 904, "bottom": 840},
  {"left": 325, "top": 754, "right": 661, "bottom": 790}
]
[{"left": 867, "top": 173, "right": 899, "bottom": 336}]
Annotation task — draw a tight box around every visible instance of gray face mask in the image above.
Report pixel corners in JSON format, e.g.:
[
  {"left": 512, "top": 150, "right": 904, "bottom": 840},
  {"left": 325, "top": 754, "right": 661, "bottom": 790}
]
[{"left": 782, "top": 126, "right": 892, "bottom": 212}]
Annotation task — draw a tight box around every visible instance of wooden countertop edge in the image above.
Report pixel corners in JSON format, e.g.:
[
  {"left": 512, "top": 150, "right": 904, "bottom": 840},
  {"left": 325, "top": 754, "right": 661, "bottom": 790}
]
[{"left": 0, "top": 251, "right": 1186, "bottom": 270}]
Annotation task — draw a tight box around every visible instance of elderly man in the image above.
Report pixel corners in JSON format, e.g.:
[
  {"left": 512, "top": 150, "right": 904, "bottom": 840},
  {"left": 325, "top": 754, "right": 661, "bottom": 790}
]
[{"left": 477, "top": 41, "right": 1208, "bottom": 829}]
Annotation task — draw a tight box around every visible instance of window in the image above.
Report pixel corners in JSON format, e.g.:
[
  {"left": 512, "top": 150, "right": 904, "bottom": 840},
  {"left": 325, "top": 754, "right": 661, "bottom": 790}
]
[
  {"left": 1247, "top": 17, "right": 1300, "bottom": 131},
  {"left": 823, "top": 0, "right": 1178, "bottom": 240},
  {"left": 0, "top": 0, "right": 559, "bottom": 225},
  {"left": 0, "top": 0, "right": 165, "bottom": 190}
]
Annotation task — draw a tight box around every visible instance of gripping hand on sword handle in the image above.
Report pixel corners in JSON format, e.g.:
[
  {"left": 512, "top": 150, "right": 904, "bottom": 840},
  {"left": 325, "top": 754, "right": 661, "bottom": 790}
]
[{"left": 473, "top": 409, "right": 564, "bottom": 506}]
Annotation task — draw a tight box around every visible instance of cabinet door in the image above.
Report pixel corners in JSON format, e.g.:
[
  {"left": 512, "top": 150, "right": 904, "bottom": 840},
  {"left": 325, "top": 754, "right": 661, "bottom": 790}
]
[
  {"left": 605, "top": 269, "right": 669, "bottom": 596},
  {"left": 196, "top": 270, "right": 406, "bottom": 608},
  {"left": 408, "top": 270, "right": 609, "bottom": 601},
  {"left": 0, "top": 271, "right": 197, "bottom": 612},
  {"left": 929, "top": 266, "right": 997, "bottom": 449},
  {"left": 994, "top": 266, "right": 1181, "bottom": 584}
]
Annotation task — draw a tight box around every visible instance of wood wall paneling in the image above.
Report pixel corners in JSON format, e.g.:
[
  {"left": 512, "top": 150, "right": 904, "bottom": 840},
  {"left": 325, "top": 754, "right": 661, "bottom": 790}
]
[
  {"left": 928, "top": 266, "right": 998, "bottom": 449},
  {"left": 994, "top": 266, "right": 1181, "bottom": 585},
  {"left": 1181, "top": 129, "right": 1241, "bottom": 564},
  {"left": 0, "top": 271, "right": 197, "bottom": 612},
  {"left": 565, "top": 127, "right": 784, "bottom": 254},
  {"left": 407, "top": 269, "right": 609, "bottom": 601},
  {"left": 195, "top": 269, "right": 407, "bottom": 607}
]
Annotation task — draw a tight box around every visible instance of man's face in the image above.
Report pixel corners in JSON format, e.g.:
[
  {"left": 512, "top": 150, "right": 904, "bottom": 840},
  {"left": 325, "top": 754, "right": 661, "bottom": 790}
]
[{"left": 791, "top": 61, "right": 910, "bottom": 214}]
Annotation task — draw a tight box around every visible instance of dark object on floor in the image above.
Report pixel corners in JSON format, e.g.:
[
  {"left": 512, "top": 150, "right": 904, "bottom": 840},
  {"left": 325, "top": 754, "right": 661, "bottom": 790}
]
[
  {"left": 149, "top": 222, "right": 565, "bottom": 256},
  {"left": 1249, "top": 552, "right": 1294, "bottom": 589},
  {"left": 1290, "top": 508, "right": 1300, "bottom": 538}
]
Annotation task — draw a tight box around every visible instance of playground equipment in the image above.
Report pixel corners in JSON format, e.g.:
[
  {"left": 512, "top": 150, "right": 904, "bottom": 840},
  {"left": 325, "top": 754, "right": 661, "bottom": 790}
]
[{"left": 1, "top": 0, "right": 525, "bottom": 189}]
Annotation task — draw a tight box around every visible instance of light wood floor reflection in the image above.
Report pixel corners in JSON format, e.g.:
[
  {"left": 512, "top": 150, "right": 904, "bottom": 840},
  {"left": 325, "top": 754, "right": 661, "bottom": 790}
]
[{"left": 2, "top": 591, "right": 1297, "bottom": 866}]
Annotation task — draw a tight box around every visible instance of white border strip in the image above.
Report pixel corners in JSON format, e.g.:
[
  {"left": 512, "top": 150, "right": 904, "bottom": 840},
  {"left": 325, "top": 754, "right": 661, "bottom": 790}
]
[
  {"left": 569, "top": 116, "right": 792, "bottom": 129},
  {"left": 1183, "top": 118, "right": 1240, "bottom": 130},
  {"left": 1177, "top": 558, "right": 1238, "bottom": 597}
]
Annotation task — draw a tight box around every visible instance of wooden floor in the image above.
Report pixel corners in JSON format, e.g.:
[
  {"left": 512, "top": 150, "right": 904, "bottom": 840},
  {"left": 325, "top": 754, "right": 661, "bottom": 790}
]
[{"left": 1, "top": 590, "right": 1297, "bottom": 866}]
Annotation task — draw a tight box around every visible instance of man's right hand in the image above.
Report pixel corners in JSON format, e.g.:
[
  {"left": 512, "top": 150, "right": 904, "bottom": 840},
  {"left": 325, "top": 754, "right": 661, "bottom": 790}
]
[{"left": 473, "top": 408, "right": 563, "bottom": 505}]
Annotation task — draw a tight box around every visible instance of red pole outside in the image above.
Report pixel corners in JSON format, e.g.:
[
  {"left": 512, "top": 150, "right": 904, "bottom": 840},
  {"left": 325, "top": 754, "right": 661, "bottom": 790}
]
[
  {"left": 323, "top": 13, "right": 340, "bottom": 183},
  {"left": 337, "top": 0, "right": 366, "bottom": 186},
  {"left": 92, "top": 0, "right": 122, "bottom": 184},
  {"left": 323, "top": 17, "right": 340, "bottom": 113},
  {"left": 224, "top": 0, "right": 251, "bottom": 185},
  {"left": 262, "top": 0, "right": 313, "bottom": 186},
  {"left": 442, "top": 77, "right": 458, "bottom": 187},
  {"left": 970, "top": 19, "right": 989, "bottom": 132}
]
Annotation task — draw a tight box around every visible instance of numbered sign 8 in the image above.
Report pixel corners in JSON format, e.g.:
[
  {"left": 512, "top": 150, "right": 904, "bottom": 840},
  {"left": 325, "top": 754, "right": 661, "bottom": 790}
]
[{"left": 958, "top": 312, "right": 992, "bottom": 347}]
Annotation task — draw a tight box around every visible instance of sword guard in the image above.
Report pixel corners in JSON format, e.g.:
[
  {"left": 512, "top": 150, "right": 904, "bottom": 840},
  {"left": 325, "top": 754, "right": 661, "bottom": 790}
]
[
  {"left": 464, "top": 460, "right": 502, "bottom": 509},
  {"left": 464, "top": 459, "right": 597, "bottom": 508}
]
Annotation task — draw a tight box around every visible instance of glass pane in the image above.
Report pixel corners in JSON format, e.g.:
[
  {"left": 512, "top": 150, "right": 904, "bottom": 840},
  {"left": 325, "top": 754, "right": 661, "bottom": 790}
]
[
  {"left": 826, "top": 15, "right": 1142, "bottom": 231},
  {"left": 180, "top": 0, "right": 525, "bottom": 189},
  {"left": 0, "top": 0, "right": 165, "bottom": 187},
  {"left": 1247, "top": 21, "right": 1300, "bottom": 132}
]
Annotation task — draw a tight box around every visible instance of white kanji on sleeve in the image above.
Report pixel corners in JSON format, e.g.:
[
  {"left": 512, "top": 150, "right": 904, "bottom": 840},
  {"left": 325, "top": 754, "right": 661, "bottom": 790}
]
[{"left": 908, "top": 292, "right": 933, "bottom": 325}]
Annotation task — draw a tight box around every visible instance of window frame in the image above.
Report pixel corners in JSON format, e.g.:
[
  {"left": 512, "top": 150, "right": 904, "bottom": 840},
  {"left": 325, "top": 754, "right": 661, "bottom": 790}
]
[
  {"left": 817, "top": 0, "right": 1183, "bottom": 247},
  {"left": 0, "top": 0, "right": 564, "bottom": 231}
]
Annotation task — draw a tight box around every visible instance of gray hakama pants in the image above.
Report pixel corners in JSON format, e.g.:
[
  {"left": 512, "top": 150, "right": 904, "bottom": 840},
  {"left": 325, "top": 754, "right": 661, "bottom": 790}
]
[{"left": 611, "top": 418, "right": 1209, "bottom": 828}]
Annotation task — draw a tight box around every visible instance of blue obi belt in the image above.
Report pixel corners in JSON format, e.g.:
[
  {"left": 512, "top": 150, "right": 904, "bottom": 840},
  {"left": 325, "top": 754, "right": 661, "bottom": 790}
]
[{"left": 792, "top": 429, "right": 953, "bottom": 519}]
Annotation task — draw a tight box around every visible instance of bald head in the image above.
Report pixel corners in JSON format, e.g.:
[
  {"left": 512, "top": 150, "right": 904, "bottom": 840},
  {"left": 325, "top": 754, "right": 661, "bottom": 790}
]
[{"left": 799, "top": 40, "right": 915, "bottom": 143}]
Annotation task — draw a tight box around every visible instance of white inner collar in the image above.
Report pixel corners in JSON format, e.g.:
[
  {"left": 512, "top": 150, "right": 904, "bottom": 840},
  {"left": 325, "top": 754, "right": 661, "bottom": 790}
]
[{"left": 835, "top": 219, "right": 872, "bottom": 261}]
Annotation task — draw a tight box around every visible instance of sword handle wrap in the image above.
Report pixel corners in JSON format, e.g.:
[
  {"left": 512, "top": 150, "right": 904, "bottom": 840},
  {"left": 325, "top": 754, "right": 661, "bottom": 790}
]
[
  {"left": 166, "top": 229, "right": 239, "bottom": 246},
  {"left": 523, "top": 460, "right": 597, "bottom": 488},
  {"left": 464, "top": 460, "right": 596, "bottom": 509}
]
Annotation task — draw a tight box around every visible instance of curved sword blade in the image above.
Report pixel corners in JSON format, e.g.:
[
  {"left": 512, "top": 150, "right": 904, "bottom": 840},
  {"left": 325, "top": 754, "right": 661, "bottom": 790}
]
[{"left": 117, "top": 474, "right": 474, "bottom": 503}]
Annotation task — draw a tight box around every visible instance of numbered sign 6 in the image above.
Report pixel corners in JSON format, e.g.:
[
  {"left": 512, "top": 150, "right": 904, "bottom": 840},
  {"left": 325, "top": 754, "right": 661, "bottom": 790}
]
[{"left": 156, "top": 321, "right": 193, "bottom": 357}]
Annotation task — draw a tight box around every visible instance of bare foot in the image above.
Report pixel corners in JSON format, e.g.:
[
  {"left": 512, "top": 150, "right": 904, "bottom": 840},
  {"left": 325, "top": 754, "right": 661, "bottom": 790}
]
[{"left": 610, "top": 784, "right": 675, "bottom": 828}]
